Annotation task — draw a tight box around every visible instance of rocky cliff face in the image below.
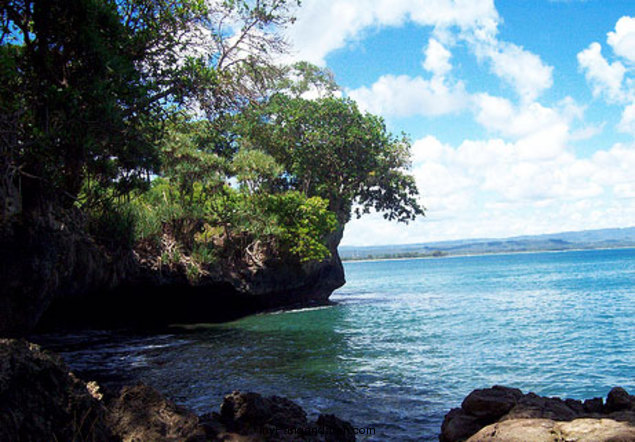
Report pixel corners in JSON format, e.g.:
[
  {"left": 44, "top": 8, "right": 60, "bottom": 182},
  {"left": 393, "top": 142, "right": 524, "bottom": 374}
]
[{"left": 0, "top": 213, "right": 345, "bottom": 335}]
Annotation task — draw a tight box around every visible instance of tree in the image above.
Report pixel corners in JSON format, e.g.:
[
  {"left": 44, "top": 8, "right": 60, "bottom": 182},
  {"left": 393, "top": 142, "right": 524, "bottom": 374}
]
[
  {"left": 236, "top": 94, "right": 424, "bottom": 225},
  {"left": 0, "top": 0, "right": 299, "bottom": 214}
]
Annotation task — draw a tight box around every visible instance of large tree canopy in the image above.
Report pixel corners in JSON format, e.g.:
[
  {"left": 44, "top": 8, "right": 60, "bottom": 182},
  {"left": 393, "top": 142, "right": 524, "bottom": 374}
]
[{"left": 236, "top": 94, "right": 425, "bottom": 224}]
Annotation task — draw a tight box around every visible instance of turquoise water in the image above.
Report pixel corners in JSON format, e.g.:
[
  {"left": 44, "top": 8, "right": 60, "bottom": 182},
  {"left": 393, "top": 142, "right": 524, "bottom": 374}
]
[{"left": 36, "top": 248, "right": 635, "bottom": 441}]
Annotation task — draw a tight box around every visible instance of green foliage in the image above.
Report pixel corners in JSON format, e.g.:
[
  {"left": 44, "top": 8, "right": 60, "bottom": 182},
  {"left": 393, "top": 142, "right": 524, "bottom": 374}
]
[
  {"left": 85, "top": 200, "right": 137, "bottom": 250},
  {"left": 264, "top": 192, "right": 337, "bottom": 262},
  {"left": 236, "top": 94, "right": 424, "bottom": 224},
  {"left": 1, "top": 0, "right": 422, "bottom": 272},
  {"left": 232, "top": 148, "right": 283, "bottom": 194}
]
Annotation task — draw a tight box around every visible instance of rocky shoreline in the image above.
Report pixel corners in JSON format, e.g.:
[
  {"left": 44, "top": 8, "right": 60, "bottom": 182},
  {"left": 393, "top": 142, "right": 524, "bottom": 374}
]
[
  {"left": 0, "top": 339, "right": 355, "bottom": 442},
  {"left": 3, "top": 338, "right": 634, "bottom": 441},
  {"left": 441, "top": 385, "right": 635, "bottom": 441}
]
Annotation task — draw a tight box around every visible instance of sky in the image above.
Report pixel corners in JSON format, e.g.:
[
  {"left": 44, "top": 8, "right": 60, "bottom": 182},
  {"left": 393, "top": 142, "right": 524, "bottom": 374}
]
[{"left": 278, "top": 0, "right": 635, "bottom": 246}]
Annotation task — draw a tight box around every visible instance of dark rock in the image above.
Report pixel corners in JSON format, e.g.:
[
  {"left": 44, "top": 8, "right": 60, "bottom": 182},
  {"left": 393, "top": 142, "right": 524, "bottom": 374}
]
[
  {"left": 218, "top": 391, "right": 356, "bottom": 441},
  {"left": 461, "top": 386, "right": 523, "bottom": 419},
  {"left": 316, "top": 414, "right": 356, "bottom": 442},
  {"left": 0, "top": 339, "right": 114, "bottom": 441},
  {"left": 440, "top": 408, "right": 485, "bottom": 442},
  {"left": 606, "top": 387, "right": 632, "bottom": 412},
  {"left": 564, "top": 398, "right": 584, "bottom": 414},
  {"left": 106, "top": 384, "right": 207, "bottom": 441},
  {"left": 583, "top": 397, "right": 604, "bottom": 413},
  {"left": 220, "top": 391, "right": 310, "bottom": 433},
  {"left": 505, "top": 394, "right": 577, "bottom": 421},
  {"left": 440, "top": 386, "right": 635, "bottom": 442}
]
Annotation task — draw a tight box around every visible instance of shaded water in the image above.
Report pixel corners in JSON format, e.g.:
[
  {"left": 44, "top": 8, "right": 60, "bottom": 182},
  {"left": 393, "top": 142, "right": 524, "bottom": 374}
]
[{"left": 34, "top": 248, "right": 635, "bottom": 441}]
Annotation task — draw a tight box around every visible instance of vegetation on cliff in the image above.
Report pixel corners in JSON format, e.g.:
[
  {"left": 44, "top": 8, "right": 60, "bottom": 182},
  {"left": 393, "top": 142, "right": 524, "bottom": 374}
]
[{"left": 1, "top": 0, "right": 423, "bottom": 280}]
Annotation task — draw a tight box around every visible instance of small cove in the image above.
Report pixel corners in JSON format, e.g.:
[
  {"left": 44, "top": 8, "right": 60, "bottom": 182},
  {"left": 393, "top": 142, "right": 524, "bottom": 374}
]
[{"left": 33, "top": 248, "right": 635, "bottom": 441}]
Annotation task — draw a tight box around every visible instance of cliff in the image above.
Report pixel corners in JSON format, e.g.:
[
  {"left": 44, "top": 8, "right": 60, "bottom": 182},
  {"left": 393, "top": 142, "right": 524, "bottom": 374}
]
[{"left": 0, "top": 209, "right": 345, "bottom": 335}]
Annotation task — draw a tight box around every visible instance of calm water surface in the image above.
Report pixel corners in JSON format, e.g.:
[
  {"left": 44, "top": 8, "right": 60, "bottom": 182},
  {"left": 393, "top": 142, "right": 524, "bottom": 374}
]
[{"left": 34, "top": 248, "right": 635, "bottom": 441}]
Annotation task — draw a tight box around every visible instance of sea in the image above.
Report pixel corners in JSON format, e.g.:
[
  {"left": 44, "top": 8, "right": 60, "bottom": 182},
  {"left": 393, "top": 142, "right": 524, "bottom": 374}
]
[{"left": 33, "top": 248, "right": 635, "bottom": 441}]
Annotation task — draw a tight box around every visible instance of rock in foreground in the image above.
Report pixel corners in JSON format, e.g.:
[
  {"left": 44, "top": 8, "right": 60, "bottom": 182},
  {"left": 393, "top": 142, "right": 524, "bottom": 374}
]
[
  {"left": 440, "top": 385, "right": 635, "bottom": 441},
  {"left": 0, "top": 339, "right": 354, "bottom": 442}
]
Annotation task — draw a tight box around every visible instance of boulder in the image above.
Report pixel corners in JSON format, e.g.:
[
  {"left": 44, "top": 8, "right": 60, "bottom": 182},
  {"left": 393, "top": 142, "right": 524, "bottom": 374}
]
[
  {"left": 467, "top": 417, "right": 635, "bottom": 441},
  {"left": 218, "top": 391, "right": 355, "bottom": 442},
  {"left": 606, "top": 387, "right": 632, "bottom": 412},
  {"left": 440, "top": 408, "right": 486, "bottom": 442},
  {"left": 461, "top": 386, "right": 523, "bottom": 420},
  {"left": 440, "top": 386, "right": 635, "bottom": 442},
  {"left": 106, "top": 384, "right": 207, "bottom": 442},
  {"left": 220, "top": 391, "right": 309, "bottom": 434},
  {"left": 0, "top": 339, "right": 114, "bottom": 441}
]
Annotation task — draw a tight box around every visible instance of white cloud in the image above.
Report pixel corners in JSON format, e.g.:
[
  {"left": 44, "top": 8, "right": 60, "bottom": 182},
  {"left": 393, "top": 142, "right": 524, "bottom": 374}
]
[
  {"left": 475, "top": 42, "right": 554, "bottom": 102},
  {"left": 348, "top": 74, "right": 469, "bottom": 117},
  {"left": 607, "top": 16, "right": 635, "bottom": 63},
  {"left": 618, "top": 103, "right": 635, "bottom": 135},
  {"left": 577, "top": 42, "right": 627, "bottom": 102},
  {"left": 473, "top": 94, "right": 568, "bottom": 138},
  {"left": 285, "top": 0, "right": 553, "bottom": 104},
  {"left": 569, "top": 123, "right": 605, "bottom": 141},
  {"left": 341, "top": 138, "right": 635, "bottom": 245},
  {"left": 423, "top": 38, "right": 452, "bottom": 76},
  {"left": 284, "top": 0, "right": 499, "bottom": 65}
]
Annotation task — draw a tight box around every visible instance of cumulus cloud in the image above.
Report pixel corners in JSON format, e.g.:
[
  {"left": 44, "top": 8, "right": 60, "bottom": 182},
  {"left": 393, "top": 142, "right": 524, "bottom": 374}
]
[
  {"left": 577, "top": 16, "right": 635, "bottom": 136},
  {"left": 618, "top": 104, "right": 635, "bottom": 135},
  {"left": 423, "top": 38, "right": 452, "bottom": 76},
  {"left": 284, "top": 0, "right": 499, "bottom": 65},
  {"left": 474, "top": 41, "right": 554, "bottom": 102},
  {"left": 284, "top": 0, "right": 554, "bottom": 108},
  {"left": 607, "top": 16, "right": 635, "bottom": 63},
  {"left": 577, "top": 42, "right": 627, "bottom": 102},
  {"left": 341, "top": 137, "right": 635, "bottom": 245},
  {"left": 348, "top": 74, "right": 469, "bottom": 117},
  {"left": 472, "top": 94, "right": 567, "bottom": 138}
]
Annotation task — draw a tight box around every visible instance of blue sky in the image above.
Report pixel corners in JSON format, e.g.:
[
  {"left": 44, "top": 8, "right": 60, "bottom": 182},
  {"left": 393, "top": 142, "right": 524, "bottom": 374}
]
[{"left": 281, "top": 0, "right": 635, "bottom": 245}]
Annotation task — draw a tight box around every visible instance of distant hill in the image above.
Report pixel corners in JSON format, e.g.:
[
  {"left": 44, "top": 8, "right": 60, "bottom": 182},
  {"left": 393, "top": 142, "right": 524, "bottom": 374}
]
[{"left": 338, "top": 227, "right": 635, "bottom": 261}]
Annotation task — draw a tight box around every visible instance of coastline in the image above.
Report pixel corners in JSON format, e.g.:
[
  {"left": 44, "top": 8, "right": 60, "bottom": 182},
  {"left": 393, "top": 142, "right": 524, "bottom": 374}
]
[{"left": 341, "top": 245, "right": 635, "bottom": 264}]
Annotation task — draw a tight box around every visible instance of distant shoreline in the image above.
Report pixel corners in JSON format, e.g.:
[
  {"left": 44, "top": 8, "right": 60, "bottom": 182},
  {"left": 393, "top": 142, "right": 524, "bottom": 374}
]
[{"left": 341, "top": 245, "right": 635, "bottom": 263}]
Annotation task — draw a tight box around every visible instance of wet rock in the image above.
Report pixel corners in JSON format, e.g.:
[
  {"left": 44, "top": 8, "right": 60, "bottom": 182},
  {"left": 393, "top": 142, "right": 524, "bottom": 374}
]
[
  {"left": 1, "top": 339, "right": 355, "bottom": 442},
  {"left": 505, "top": 393, "right": 577, "bottom": 421},
  {"left": 564, "top": 398, "right": 584, "bottom": 414}
]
